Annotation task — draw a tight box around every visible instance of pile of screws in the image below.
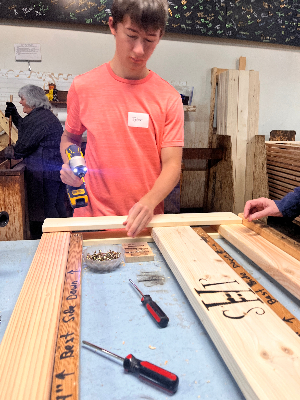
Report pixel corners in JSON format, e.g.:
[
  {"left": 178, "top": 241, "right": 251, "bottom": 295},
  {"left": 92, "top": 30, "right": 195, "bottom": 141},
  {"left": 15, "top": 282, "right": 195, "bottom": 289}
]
[{"left": 86, "top": 250, "right": 121, "bottom": 262}]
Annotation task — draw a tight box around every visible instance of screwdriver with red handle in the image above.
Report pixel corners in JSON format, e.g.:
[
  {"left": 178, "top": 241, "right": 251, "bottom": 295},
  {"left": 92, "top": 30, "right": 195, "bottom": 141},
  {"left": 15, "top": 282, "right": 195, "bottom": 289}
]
[
  {"left": 82, "top": 340, "right": 179, "bottom": 394},
  {"left": 129, "top": 279, "right": 169, "bottom": 328}
]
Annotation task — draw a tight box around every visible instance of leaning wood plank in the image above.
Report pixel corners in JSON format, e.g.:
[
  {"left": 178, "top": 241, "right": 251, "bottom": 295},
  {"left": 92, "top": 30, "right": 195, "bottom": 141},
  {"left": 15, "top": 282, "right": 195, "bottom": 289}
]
[
  {"left": 218, "top": 224, "right": 300, "bottom": 301},
  {"left": 42, "top": 212, "right": 242, "bottom": 232},
  {"left": 0, "top": 232, "right": 71, "bottom": 400},
  {"left": 152, "top": 226, "right": 300, "bottom": 400},
  {"left": 238, "top": 213, "right": 300, "bottom": 262},
  {"left": 235, "top": 70, "right": 249, "bottom": 212}
]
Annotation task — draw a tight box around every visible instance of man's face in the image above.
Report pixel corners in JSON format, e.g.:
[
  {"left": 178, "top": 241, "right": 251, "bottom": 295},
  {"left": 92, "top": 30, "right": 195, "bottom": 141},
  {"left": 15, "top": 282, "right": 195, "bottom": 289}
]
[{"left": 109, "top": 15, "right": 161, "bottom": 78}]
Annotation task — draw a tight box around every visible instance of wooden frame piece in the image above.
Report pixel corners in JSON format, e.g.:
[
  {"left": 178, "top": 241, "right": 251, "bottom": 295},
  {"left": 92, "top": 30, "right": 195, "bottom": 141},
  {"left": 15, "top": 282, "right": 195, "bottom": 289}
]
[
  {"left": 239, "top": 213, "right": 300, "bottom": 262},
  {"left": 218, "top": 223, "right": 300, "bottom": 301},
  {"left": 81, "top": 227, "right": 154, "bottom": 246},
  {"left": 51, "top": 233, "right": 83, "bottom": 400},
  {"left": 152, "top": 226, "right": 300, "bottom": 400},
  {"left": 0, "top": 232, "right": 71, "bottom": 400},
  {"left": 193, "top": 227, "right": 300, "bottom": 335},
  {"left": 42, "top": 213, "right": 242, "bottom": 233}
]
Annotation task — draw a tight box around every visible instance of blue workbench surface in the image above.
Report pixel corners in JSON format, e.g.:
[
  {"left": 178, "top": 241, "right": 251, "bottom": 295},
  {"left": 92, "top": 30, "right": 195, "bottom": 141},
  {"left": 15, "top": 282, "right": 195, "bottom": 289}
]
[{"left": 1, "top": 237, "right": 300, "bottom": 400}]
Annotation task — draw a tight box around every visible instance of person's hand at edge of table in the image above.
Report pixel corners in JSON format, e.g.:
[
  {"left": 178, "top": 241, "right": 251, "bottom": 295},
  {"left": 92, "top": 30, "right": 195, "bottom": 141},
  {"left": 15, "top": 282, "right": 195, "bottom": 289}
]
[{"left": 243, "top": 197, "right": 283, "bottom": 222}]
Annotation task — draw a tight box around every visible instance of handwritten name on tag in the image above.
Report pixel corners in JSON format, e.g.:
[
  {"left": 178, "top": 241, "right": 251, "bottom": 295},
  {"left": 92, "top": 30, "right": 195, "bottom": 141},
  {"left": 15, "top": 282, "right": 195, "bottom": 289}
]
[{"left": 128, "top": 112, "right": 149, "bottom": 128}]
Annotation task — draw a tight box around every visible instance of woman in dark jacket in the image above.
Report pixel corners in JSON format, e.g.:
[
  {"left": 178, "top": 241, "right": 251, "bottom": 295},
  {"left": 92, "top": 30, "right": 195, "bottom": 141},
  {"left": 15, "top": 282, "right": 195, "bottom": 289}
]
[{"left": 5, "top": 84, "right": 66, "bottom": 238}]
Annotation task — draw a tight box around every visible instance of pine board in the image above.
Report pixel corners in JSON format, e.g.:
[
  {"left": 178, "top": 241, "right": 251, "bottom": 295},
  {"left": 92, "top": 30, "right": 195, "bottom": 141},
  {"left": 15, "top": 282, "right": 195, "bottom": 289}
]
[
  {"left": 0, "top": 232, "right": 71, "bottom": 400},
  {"left": 239, "top": 213, "right": 300, "bottom": 263},
  {"left": 193, "top": 227, "right": 300, "bottom": 336},
  {"left": 42, "top": 213, "right": 242, "bottom": 233},
  {"left": 81, "top": 228, "right": 153, "bottom": 246},
  {"left": 51, "top": 233, "right": 82, "bottom": 400},
  {"left": 218, "top": 224, "right": 300, "bottom": 301},
  {"left": 235, "top": 70, "right": 249, "bottom": 213},
  {"left": 152, "top": 226, "right": 300, "bottom": 400}
]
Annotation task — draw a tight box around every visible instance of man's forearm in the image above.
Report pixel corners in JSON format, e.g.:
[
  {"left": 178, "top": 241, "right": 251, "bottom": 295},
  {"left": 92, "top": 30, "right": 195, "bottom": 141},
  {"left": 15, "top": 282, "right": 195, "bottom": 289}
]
[
  {"left": 60, "top": 130, "right": 82, "bottom": 164},
  {"left": 141, "top": 147, "right": 182, "bottom": 209}
]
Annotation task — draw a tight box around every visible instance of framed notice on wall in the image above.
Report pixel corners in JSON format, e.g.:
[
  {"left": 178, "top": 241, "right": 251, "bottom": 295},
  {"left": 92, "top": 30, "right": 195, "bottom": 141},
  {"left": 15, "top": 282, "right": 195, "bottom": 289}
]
[{"left": 14, "top": 44, "right": 42, "bottom": 61}]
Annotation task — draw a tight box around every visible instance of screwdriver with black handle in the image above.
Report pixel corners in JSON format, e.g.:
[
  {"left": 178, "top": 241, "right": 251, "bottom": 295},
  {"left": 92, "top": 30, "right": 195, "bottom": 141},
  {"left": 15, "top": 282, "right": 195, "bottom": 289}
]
[
  {"left": 129, "top": 279, "right": 169, "bottom": 328},
  {"left": 82, "top": 341, "right": 179, "bottom": 394}
]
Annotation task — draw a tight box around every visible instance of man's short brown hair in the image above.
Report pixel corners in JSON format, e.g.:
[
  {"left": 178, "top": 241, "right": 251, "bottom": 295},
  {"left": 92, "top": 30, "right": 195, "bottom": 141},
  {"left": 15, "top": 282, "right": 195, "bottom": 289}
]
[{"left": 111, "top": 0, "right": 168, "bottom": 34}]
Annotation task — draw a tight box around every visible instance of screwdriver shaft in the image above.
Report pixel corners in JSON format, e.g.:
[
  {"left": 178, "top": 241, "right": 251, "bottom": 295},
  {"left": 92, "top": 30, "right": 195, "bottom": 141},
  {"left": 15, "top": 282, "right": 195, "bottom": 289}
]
[
  {"left": 129, "top": 279, "right": 144, "bottom": 297},
  {"left": 82, "top": 340, "right": 124, "bottom": 362}
]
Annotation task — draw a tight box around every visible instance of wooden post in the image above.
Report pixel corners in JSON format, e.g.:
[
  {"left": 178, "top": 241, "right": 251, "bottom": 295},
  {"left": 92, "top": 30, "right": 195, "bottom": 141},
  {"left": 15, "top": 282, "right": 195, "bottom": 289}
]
[
  {"left": 8, "top": 95, "right": 13, "bottom": 146},
  {"left": 239, "top": 56, "right": 246, "bottom": 70}
]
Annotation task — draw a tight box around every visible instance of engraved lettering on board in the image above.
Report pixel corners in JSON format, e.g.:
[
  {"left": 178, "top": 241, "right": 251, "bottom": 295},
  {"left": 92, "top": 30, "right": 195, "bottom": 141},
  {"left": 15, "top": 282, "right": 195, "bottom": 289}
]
[{"left": 194, "top": 278, "right": 265, "bottom": 319}]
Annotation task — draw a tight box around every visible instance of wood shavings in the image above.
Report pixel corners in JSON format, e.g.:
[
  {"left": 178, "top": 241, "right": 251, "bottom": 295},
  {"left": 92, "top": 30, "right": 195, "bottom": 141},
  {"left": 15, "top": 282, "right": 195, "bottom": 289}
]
[
  {"left": 164, "top": 360, "right": 168, "bottom": 365},
  {"left": 122, "top": 341, "right": 125, "bottom": 345},
  {"left": 148, "top": 345, "right": 156, "bottom": 350}
]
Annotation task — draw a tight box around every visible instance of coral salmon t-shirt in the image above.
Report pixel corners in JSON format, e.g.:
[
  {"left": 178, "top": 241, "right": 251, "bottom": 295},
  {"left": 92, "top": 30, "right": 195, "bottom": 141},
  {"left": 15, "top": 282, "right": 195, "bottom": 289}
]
[{"left": 65, "top": 63, "right": 184, "bottom": 217}]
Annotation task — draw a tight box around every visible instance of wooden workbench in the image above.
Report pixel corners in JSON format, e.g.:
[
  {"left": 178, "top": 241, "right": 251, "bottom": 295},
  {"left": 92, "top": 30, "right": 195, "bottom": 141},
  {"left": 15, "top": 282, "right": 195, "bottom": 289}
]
[{"left": 1, "top": 233, "right": 300, "bottom": 400}]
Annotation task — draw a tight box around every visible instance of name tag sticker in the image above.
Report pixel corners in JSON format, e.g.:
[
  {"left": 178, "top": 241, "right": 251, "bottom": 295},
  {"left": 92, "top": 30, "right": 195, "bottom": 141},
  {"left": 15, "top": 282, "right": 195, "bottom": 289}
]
[{"left": 128, "top": 112, "right": 149, "bottom": 128}]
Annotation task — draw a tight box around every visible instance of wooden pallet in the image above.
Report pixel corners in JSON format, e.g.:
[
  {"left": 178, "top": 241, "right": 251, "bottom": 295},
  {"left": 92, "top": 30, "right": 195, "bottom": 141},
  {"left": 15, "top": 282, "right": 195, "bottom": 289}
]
[{"left": 266, "top": 141, "right": 300, "bottom": 223}]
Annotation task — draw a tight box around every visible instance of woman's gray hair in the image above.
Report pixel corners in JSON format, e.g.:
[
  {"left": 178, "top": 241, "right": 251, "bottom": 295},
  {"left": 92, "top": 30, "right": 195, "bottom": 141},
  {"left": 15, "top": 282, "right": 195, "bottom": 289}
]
[{"left": 18, "top": 85, "right": 51, "bottom": 110}]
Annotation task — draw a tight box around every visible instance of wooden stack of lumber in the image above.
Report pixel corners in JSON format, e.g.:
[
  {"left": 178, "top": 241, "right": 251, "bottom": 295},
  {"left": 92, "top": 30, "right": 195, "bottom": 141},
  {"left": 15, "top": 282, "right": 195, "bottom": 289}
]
[
  {"left": 266, "top": 141, "right": 300, "bottom": 223},
  {"left": 217, "top": 70, "right": 262, "bottom": 214},
  {"left": 267, "top": 141, "right": 300, "bottom": 200},
  {"left": 207, "top": 69, "right": 268, "bottom": 214}
]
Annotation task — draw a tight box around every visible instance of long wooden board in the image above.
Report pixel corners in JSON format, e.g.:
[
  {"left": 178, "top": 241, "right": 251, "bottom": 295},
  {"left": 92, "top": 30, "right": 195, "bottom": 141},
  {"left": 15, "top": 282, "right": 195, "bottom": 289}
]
[
  {"left": 152, "top": 226, "right": 300, "bottom": 400},
  {"left": 42, "top": 212, "right": 242, "bottom": 233},
  {"left": 0, "top": 232, "right": 70, "bottom": 400},
  {"left": 239, "top": 214, "right": 300, "bottom": 262},
  {"left": 218, "top": 224, "right": 300, "bottom": 301},
  {"left": 51, "top": 233, "right": 83, "bottom": 400},
  {"left": 193, "top": 227, "right": 300, "bottom": 336},
  {"left": 82, "top": 227, "right": 154, "bottom": 246}
]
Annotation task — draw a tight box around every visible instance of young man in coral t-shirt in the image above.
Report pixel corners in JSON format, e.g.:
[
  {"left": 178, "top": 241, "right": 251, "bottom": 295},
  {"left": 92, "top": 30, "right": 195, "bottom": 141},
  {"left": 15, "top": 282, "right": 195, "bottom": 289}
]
[{"left": 60, "top": 0, "right": 184, "bottom": 237}]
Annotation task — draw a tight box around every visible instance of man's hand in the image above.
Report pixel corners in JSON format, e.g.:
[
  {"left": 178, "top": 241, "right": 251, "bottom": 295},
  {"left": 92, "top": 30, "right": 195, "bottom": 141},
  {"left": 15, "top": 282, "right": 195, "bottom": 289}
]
[
  {"left": 244, "top": 197, "right": 283, "bottom": 221},
  {"left": 60, "top": 162, "right": 83, "bottom": 187},
  {"left": 123, "top": 200, "right": 154, "bottom": 238}
]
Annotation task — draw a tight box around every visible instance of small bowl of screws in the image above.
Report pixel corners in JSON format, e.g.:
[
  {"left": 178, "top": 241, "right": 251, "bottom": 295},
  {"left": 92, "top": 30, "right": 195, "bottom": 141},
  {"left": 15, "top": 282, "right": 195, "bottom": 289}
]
[{"left": 83, "top": 245, "right": 125, "bottom": 273}]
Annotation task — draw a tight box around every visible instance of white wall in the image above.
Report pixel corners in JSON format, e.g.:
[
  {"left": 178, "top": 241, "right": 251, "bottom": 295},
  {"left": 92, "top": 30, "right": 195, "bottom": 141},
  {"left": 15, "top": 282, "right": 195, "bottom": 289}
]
[{"left": 1, "top": 22, "right": 300, "bottom": 145}]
